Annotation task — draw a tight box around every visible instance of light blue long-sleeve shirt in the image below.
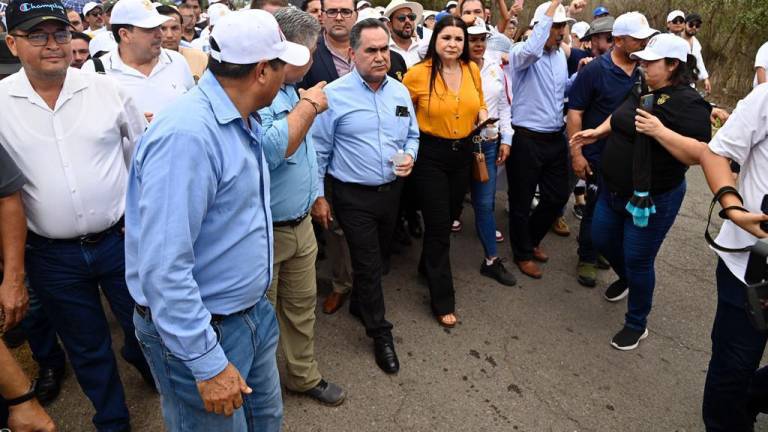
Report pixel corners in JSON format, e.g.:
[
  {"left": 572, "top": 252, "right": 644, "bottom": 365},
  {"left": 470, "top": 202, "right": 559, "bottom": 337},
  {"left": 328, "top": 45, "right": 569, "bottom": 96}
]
[
  {"left": 312, "top": 68, "right": 419, "bottom": 196},
  {"left": 509, "top": 15, "right": 570, "bottom": 133},
  {"left": 258, "top": 84, "right": 319, "bottom": 221},
  {"left": 125, "top": 71, "right": 273, "bottom": 382}
]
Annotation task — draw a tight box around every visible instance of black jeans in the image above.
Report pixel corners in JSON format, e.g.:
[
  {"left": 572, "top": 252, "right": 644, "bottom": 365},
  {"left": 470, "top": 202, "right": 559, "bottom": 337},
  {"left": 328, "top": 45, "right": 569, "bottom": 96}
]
[
  {"left": 703, "top": 260, "right": 768, "bottom": 431},
  {"left": 577, "top": 165, "right": 600, "bottom": 263},
  {"left": 412, "top": 136, "right": 472, "bottom": 316},
  {"left": 505, "top": 127, "right": 570, "bottom": 262},
  {"left": 332, "top": 177, "right": 403, "bottom": 343}
]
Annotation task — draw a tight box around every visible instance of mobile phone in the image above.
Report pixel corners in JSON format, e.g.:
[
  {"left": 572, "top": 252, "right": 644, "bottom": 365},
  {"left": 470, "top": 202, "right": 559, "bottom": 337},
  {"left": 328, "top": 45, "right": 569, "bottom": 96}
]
[
  {"left": 761, "top": 194, "right": 768, "bottom": 234},
  {"left": 640, "top": 94, "right": 654, "bottom": 112},
  {"left": 471, "top": 118, "right": 499, "bottom": 136}
]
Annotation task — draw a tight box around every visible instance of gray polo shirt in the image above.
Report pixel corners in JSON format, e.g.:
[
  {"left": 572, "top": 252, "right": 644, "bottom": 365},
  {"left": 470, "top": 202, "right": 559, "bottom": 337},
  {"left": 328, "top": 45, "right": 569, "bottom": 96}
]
[{"left": 0, "top": 144, "right": 24, "bottom": 197}]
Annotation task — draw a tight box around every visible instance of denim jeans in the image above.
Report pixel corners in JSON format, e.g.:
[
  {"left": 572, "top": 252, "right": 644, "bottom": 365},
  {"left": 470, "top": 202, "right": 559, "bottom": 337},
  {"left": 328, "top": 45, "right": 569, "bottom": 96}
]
[
  {"left": 703, "top": 260, "right": 768, "bottom": 432},
  {"left": 133, "top": 299, "right": 283, "bottom": 432},
  {"left": 576, "top": 166, "right": 600, "bottom": 263},
  {"left": 591, "top": 180, "right": 686, "bottom": 331},
  {"left": 25, "top": 229, "right": 144, "bottom": 432},
  {"left": 470, "top": 140, "right": 499, "bottom": 258},
  {"left": 20, "top": 281, "right": 67, "bottom": 370}
]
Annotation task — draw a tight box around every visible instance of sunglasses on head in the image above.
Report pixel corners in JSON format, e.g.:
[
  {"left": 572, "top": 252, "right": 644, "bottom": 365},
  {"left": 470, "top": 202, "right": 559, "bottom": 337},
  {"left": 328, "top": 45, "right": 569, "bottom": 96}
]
[
  {"left": 394, "top": 13, "right": 417, "bottom": 22},
  {"left": 671, "top": 17, "right": 684, "bottom": 24}
]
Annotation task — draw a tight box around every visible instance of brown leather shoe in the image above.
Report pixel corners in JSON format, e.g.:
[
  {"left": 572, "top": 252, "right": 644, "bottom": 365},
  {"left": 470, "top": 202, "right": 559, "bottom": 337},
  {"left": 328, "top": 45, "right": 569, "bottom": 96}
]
[
  {"left": 551, "top": 216, "right": 570, "bottom": 237},
  {"left": 323, "top": 292, "right": 347, "bottom": 315},
  {"left": 516, "top": 260, "right": 543, "bottom": 279},
  {"left": 533, "top": 247, "right": 549, "bottom": 263}
]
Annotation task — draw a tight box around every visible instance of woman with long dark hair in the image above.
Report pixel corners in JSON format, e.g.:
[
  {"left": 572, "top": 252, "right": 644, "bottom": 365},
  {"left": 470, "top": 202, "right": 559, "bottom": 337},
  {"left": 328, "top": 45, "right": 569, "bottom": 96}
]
[
  {"left": 571, "top": 34, "right": 712, "bottom": 350},
  {"left": 403, "top": 16, "right": 489, "bottom": 328}
]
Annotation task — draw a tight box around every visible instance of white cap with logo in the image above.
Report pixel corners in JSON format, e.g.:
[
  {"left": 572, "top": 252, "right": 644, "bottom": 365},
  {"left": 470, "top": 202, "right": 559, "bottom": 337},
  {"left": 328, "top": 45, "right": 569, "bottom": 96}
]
[
  {"left": 630, "top": 33, "right": 689, "bottom": 62},
  {"left": 666, "top": 10, "right": 685, "bottom": 23},
  {"left": 467, "top": 17, "right": 489, "bottom": 35},
  {"left": 531, "top": 1, "right": 575, "bottom": 25},
  {"left": 207, "top": 3, "right": 230, "bottom": 27},
  {"left": 612, "top": 11, "right": 656, "bottom": 39},
  {"left": 210, "top": 9, "right": 310, "bottom": 66},
  {"left": 356, "top": 7, "right": 387, "bottom": 23},
  {"left": 571, "top": 21, "right": 589, "bottom": 40},
  {"left": 110, "top": 0, "right": 171, "bottom": 28}
]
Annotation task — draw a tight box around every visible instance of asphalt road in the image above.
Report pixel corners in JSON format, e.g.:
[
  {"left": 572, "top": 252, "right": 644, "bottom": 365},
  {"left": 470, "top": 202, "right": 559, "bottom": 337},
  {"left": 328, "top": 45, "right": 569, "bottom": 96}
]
[{"left": 31, "top": 167, "right": 768, "bottom": 431}]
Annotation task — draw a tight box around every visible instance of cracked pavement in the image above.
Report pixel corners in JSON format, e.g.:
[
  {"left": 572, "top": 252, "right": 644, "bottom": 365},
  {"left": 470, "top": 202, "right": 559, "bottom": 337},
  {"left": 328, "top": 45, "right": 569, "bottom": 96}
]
[{"left": 40, "top": 168, "right": 768, "bottom": 431}]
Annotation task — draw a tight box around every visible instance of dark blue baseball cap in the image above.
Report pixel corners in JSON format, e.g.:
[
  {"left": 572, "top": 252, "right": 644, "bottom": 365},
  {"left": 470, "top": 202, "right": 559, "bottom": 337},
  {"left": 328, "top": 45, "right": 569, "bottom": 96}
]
[{"left": 5, "top": 0, "right": 70, "bottom": 32}]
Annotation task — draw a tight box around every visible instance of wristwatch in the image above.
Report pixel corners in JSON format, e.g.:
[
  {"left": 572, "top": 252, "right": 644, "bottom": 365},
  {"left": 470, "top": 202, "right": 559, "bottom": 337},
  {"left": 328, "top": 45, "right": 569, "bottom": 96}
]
[{"left": 3, "top": 381, "right": 36, "bottom": 406}]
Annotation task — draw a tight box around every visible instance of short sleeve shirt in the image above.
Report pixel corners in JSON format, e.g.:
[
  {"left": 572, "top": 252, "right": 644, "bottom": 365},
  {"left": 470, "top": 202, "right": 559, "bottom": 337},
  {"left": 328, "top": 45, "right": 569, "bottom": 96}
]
[
  {"left": 753, "top": 41, "right": 768, "bottom": 88},
  {"left": 0, "top": 144, "right": 24, "bottom": 197},
  {"left": 568, "top": 52, "right": 640, "bottom": 163}
]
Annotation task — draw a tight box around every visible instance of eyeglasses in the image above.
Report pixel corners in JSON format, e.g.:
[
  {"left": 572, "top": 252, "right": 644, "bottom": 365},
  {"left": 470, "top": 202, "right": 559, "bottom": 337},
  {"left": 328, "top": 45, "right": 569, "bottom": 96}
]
[
  {"left": 394, "top": 13, "right": 417, "bottom": 22},
  {"left": 687, "top": 22, "right": 702, "bottom": 28},
  {"left": 87, "top": 10, "right": 104, "bottom": 17},
  {"left": 11, "top": 30, "right": 72, "bottom": 46},
  {"left": 671, "top": 18, "right": 684, "bottom": 24},
  {"left": 323, "top": 8, "right": 354, "bottom": 18}
]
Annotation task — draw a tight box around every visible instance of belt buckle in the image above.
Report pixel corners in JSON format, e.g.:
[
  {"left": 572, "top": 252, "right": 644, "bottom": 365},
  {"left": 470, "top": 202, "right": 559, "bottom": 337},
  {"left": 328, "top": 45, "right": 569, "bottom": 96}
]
[
  {"left": 450, "top": 140, "right": 461, "bottom": 151},
  {"left": 79, "top": 233, "right": 103, "bottom": 245}
]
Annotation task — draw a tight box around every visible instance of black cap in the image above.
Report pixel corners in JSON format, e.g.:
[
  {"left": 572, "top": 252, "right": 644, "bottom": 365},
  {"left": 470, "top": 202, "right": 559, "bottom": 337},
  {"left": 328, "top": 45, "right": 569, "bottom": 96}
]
[
  {"left": 685, "top": 13, "right": 703, "bottom": 24},
  {"left": 0, "top": 37, "right": 23, "bottom": 75},
  {"left": 5, "top": 0, "right": 71, "bottom": 33}
]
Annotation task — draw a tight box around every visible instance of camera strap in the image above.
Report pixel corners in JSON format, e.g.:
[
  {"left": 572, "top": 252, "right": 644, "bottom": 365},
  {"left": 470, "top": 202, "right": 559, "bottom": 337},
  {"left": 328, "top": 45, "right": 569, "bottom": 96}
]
[{"left": 705, "top": 186, "right": 753, "bottom": 253}]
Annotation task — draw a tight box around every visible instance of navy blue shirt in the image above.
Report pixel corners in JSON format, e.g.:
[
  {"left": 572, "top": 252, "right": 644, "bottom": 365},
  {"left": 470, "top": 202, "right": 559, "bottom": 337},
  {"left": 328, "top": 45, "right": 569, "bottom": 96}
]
[
  {"left": 567, "top": 47, "right": 591, "bottom": 77},
  {"left": 568, "top": 51, "right": 640, "bottom": 163}
]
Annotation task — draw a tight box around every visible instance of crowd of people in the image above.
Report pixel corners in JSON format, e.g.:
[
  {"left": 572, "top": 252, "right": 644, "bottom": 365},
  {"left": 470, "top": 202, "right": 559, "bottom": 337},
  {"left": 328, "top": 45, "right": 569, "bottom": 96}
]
[{"left": 0, "top": 0, "right": 767, "bottom": 430}]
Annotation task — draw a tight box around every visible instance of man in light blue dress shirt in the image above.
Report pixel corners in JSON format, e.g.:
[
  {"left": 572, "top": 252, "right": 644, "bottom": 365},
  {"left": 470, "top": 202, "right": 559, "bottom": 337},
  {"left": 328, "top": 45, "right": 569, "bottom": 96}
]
[
  {"left": 124, "top": 10, "right": 310, "bottom": 431},
  {"left": 312, "top": 19, "right": 419, "bottom": 375},
  {"left": 505, "top": 0, "right": 574, "bottom": 280},
  {"left": 257, "top": 7, "right": 345, "bottom": 407}
]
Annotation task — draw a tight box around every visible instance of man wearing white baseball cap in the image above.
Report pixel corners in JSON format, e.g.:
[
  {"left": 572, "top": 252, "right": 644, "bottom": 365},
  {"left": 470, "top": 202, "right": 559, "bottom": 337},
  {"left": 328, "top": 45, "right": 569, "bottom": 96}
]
[
  {"left": 190, "top": 2, "right": 230, "bottom": 53},
  {"left": 505, "top": 0, "right": 574, "bottom": 280},
  {"left": 384, "top": 0, "right": 423, "bottom": 67},
  {"left": 126, "top": 8, "right": 310, "bottom": 431},
  {"left": 82, "top": 0, "right": 195, "bottom": 117},
  {"left": 666, "top": 9, "right": 685, "bottom": 36},
  {"left": 83, "top": 1, "right": 107, "bottom": 34}
]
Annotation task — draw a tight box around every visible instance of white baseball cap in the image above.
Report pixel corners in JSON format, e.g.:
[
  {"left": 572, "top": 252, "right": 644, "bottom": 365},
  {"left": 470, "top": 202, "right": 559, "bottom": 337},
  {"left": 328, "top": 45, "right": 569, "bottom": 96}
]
[
  {"left": 83, "top": 2, "right": 103, "bottom": 16},
  {"left": 383, "top": 0, "right": 423, "bottom": 23},
  {"left": 89, "top": 31, "right": 117, "bottom": 56},
  {"left": 110, "top": 0, "right": 171, "bottom": 28},
  {"left": 356, "top": 8, "right": 387, "bottom": 23},
  {"left": 571, "top": 21, "right": 589, "bottom": 40},
  {"left": 532, "top": 1, "right": 575, "bottom": 25},
  {"left": 445, "top": 0, "right": 457, "bottom": 8},
  {"left": 207, "top": 3, "right": 230, "bottom": 27},
  {"left": 467, "top": 17, "right": 489, "bottom": 35},
  {"left": 356, "top": 0, "right": 371, "bottom": 10},
  {"left": 612, "top": 11, "right": 656, "bottom": 39},
  {"left": 630, "top": 33, "right": 689, "bottom": 62},
  {"left": 666, "top": 10, "right": 685, "bottom": 23},
  {"left": 210, "top": 9, "right": 309, "bottom": 66}
]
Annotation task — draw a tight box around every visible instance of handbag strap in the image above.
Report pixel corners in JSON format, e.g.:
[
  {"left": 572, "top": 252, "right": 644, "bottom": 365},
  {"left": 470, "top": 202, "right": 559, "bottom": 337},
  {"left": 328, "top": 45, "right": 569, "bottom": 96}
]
[{"left": 704, "top": 186, "right": 753, "bottom": 253}]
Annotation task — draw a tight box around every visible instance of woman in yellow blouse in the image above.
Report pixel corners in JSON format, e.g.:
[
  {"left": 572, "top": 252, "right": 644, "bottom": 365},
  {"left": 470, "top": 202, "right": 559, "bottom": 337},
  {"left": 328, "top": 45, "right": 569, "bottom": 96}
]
[{"left": 403, "top": 15, "right": 489, "bottom": 328}]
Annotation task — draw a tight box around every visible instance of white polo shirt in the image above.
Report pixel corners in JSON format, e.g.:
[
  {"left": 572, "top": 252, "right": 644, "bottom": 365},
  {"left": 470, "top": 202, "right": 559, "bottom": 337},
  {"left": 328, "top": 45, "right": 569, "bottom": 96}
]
[
  {"left": 0, "top": 68, "right": 147, "bottom": 239},
  {"left": 708, "top": 83, "right": 768, "bottom": 283},
  {"left": 389, "top": 37, "right": 424, "bottom": 69},
  {"left": 81, "top": 48, "right": 195, "bottom": 115}
]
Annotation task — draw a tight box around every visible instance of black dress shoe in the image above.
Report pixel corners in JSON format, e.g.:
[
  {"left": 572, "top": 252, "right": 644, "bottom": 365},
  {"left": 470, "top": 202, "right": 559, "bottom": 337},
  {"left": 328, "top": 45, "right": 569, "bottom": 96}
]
[
  {"left": 35, "top": 366, "right": 66, "bottom": 405},
  {"left": 373, "top": 340, "right": 399, "bottom": 374}
]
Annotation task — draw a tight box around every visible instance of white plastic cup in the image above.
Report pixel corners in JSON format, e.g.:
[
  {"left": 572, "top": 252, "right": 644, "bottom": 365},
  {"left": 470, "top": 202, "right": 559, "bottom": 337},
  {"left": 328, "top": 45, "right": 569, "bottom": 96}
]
[{"left": 391, "top": 150, "right": 409, "bottom": 175}]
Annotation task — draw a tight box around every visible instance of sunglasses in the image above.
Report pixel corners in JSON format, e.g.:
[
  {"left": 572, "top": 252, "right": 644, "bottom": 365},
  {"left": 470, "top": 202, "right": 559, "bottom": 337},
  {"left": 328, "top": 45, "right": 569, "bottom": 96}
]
[
  {"left": 88, "top": 10, "right": 104, "bottom": 17},
  {"left": 394, "top": 13, "right": 417, "bottom": 22},
  {"left": 671, "top": 17, "right": 684, "bottom": 24},
  {"left": 323, "top": 8, "right": 354, "bottom": 18},
  {"left": 11, "top": 30, "right": 72, "bottom": 46},
  {"left": 687, "top": 21, "right": 702, "bottom": 28}
]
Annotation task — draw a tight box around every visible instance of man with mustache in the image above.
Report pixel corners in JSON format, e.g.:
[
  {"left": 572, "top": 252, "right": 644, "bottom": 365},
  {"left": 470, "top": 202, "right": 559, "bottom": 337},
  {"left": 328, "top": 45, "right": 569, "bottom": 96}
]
[
  {"left": 505, "top": 0, "right": 574, "bottom": 280},
  {"left": 0, "top": 0, "right": 152, "bottom": 429},
  {"left": 81, "top": 0, "right": 194, "bottom": 119},
  {"left": 384, "top": 0, "right": 422, "bottom": 68}
]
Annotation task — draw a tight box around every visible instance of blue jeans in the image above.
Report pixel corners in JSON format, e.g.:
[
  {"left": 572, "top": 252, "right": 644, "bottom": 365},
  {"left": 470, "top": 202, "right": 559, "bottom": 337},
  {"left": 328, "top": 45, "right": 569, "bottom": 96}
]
[
  {"left": 20, "top": 281, "right": 67, "bottom": 370},
  {"left": 25, "top": 229, "right": 144, "bottom": 432},
  {"left": 470, "top": 141, "right": 499, "bottom": 258},
  {"left": 591, "top": 181, "right": 685, "bottom": 330},
  {"left": 576, "top": 167, "right": 600, "bottom": 263},
  {"left": 703, "top": 260, "right": 768, "bottom": 431},
  {"left": 133, "top": 299, "right": 283, "bottom": 432}
]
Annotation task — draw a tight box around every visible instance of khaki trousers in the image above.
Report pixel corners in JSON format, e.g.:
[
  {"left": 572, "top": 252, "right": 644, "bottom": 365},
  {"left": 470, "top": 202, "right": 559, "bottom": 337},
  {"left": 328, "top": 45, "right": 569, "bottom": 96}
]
[{"left": 267, "top": 216, "right": 322, "bottom": 392}]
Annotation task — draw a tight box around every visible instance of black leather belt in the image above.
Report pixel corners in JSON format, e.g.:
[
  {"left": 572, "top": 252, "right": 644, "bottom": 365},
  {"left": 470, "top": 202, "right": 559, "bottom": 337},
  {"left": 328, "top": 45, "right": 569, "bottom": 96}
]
[
  {"left": 330, "top": 176, "right": 399, "bottom": 192},
  {"left": 512, "top": 125, "right": 565, "bottom": 141},
  {"left": 420, "top": 133, "right": 472, "bottom": 152},
  {"left": 135, "top": 303, "right": 255, "bottom": 325},
  {"left": 273, "top": 211, "right": 309, "bottom": 228},
  {"left": 28, "top": 217, "right": 124, "bottom": 245}
]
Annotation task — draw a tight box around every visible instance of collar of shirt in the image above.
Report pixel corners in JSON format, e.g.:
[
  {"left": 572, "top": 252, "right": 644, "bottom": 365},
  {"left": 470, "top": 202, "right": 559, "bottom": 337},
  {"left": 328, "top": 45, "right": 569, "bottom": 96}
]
[
  {"left": 351, "top": 66, "right": 390, "bottom": 92},
  {"left": 108, "top": 48, "right": 174, "bottom": 79},
  {"left": 389, "top": 37, "right": 419, "bottom": 53},
  {"left": 600, "top": 51, "right": 640, "bottom": 79},
  {"left": 197, "top": 71, "right": 262, "bottom": 132},
  {"left": 323, "top": 36, "right": 351, "bottom": 63},
  {"left": 8, "top": 68, "right": 88, "bottom": 112}
]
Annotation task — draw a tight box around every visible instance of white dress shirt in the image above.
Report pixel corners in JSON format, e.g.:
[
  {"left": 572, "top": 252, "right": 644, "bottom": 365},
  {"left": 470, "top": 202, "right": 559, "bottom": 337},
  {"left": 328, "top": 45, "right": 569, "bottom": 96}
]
[
  {"left": 81, "top": 48, "right": 195, "bottom": 115},
  {"left": 389, "top": 37, "right": 423, "bottom": 68},
  {"left": 479, "top": 54, "right": 513, "bottom": 145},
  {"left": 0, "top": 68, "right": 147, "bottom": 239},
  {"left": 688, "top": 36, "right": 709, "bottom": 81}
]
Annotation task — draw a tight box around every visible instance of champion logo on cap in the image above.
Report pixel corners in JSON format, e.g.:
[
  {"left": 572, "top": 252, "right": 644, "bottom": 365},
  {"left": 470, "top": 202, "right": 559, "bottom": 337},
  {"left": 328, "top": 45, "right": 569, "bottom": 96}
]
[{"left": 18, "top": 2, "right": 64, "bottom": 13}]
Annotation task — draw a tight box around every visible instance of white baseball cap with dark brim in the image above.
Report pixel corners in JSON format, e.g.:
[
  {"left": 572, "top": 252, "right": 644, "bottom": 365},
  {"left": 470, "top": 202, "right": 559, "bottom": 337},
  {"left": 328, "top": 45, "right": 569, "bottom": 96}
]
[
  {"left": 82, "top": 2, "right": 103, "bottom": 15},
  {"left": 612, "top": 11, "right": 656, "bottom": 39},
  {"left": 467, "top": 17, "right": 489, "bottom": 35},
  {"left": 630, "top": 33, "right": 688, "bottom": 62},
  {"left": 356, "top": 0, "right": 371, "bottom": 9},
  {"left": 666, "top": 10, "right": 685, "bottom": 23},
  {"left": 532, "top": 1, "right": 575, "bottom": 26},
  {"left": 210, "top": 9, "right": 309, "bottom": 66},
  {"left": 383, "top": 0, "right": 423, "bottom": 22},
  {"left": 110, "top": 0, "right": 171, "bottom": 28}
]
